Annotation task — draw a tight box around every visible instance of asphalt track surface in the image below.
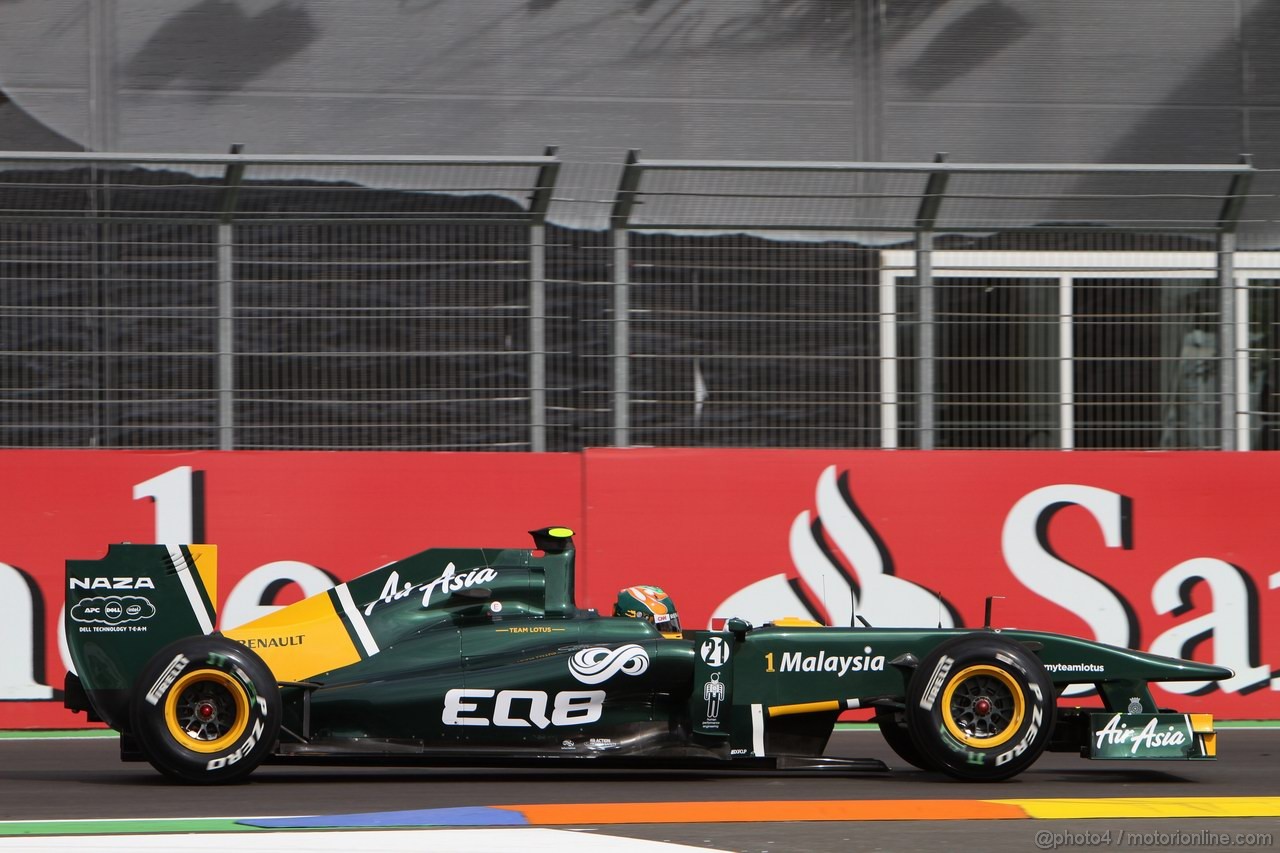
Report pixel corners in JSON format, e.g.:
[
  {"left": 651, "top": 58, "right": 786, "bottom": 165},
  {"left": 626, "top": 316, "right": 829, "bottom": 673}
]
[{"left": 1, "top": 729, "right": 1277, "bottom": 853}]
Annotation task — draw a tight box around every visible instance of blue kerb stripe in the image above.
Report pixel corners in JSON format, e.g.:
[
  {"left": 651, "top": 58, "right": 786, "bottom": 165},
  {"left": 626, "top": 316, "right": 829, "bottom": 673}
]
[{"left": 239, "top": 807, "right": 528, "bottom": 829}]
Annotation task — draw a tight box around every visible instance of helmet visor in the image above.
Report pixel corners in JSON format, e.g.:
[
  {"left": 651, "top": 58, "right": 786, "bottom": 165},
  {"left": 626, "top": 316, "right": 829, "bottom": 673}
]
[{"left": 653, "top": 611, "right": 681, "bottom": 634}]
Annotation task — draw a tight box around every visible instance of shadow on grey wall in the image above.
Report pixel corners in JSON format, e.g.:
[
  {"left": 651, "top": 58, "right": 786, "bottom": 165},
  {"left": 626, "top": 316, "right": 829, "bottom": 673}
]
[
  {"left": 123, "top": 0, "right": 318, "bottom": 99},
  {"left": 0, "top": 91, "right": 79, "bottom": 151},
  {"left": 523, "top": 0, "right": 940, "bottom": 58},
  {"left": 899, "top": 0, "right": 1031, "bottom": 95},
  {"left": 1099, "top": 0, "right": 1280, "bottom": 166},
  {"left": 528, "top": 0, "right": 662, "bottom": 13},
  {"left": 523, "top": 0, "right": 1028, "bottom": 79},
  {"left": 623, "top": 0, "right": 861, "bottom": 60}
]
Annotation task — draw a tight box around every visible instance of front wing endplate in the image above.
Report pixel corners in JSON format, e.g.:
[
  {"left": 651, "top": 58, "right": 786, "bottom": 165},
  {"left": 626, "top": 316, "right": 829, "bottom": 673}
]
[{"left": 1086, "top": 712, "right": 1216, "bottom": 760}]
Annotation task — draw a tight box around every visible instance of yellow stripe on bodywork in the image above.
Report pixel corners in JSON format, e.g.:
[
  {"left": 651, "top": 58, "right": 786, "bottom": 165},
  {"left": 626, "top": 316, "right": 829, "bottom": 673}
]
[
  {"left": 1188, "top": 714, "right": 1216, "bottom": 756},
  {"left": 187, "top": 544, "right": 217, "bottom": 607},
  {"left": 993, "top": 796, "right": 1280, "bottom": 819},
  {"left": 770, "top": 617, "right": 823, "bottom": 628},
  {"left": 768, "top": 700, "right": 840, "bottom": 718},
  {"left": 223, "top": 591, "right": 361, "bottom": 682},
  {"left": 1189, "top": 713, "right": 1214, "bottom": 733}
]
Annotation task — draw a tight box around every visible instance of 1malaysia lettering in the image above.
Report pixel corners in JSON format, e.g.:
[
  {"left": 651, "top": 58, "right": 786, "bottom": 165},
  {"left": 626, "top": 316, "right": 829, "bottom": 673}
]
[{"left": 777, "top": 647, "right": 886, "bottom": 677}]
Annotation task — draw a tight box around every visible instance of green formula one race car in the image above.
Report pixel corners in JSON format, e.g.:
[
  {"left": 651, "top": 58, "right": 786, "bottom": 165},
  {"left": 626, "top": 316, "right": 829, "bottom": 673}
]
[{"left": 63, "top": 527, "right": 1230, "bottom": 784}]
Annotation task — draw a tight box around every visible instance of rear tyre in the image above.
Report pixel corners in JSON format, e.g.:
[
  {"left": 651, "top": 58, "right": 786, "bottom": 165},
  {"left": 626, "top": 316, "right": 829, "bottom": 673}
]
[
  {"left": 874, "top": 710, "right": 936, "bottom": 770},
  {"left": 905, "top": 635, "right": 1054, "bottom": 782},
  {"left": 131, "top": 635, "right": 280, "bottom": 784}
]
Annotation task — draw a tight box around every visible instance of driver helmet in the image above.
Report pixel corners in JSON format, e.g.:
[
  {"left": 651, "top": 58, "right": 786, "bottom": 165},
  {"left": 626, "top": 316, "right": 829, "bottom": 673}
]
[{"left": 614, "top": 585, "right": 682, "bottom": 638}]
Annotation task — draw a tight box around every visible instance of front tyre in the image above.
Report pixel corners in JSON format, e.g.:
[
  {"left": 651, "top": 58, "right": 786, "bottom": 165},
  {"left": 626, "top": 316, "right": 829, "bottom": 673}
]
[
  {"left": 905, "top": 635, "right": 1054, "bottom": 782},
  {"left": 131, "top": 635, "right": 280, "bottom": 784},
  {"left": 874, "top": 710, "right": 936, "bottom": 771}
]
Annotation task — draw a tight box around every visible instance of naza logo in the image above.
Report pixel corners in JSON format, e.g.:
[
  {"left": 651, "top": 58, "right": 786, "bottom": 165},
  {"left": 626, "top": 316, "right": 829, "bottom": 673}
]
[{"left": 69, "top": 577, "right": 156, "bottom": 591}]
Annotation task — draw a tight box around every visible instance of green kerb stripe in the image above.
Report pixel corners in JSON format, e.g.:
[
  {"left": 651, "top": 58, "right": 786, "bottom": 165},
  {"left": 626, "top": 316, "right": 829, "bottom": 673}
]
[{"left": 0, "top": 818, "right": 255, "bottom": 837}]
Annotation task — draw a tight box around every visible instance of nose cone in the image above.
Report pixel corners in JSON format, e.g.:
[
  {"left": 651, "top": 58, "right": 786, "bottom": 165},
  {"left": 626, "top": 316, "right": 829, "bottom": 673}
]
[
  {"left": 1138, "top": 650, "right": 1234, "bottom": 683},
  {"left": 1023, "top": 630, "right": 1238, "bottom": 686},
  {"left": 1175, "top": 660, "right": 1235, "bottom": 681}
]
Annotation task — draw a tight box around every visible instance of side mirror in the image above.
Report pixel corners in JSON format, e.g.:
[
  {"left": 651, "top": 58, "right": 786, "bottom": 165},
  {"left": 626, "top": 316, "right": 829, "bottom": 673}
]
[{"left": 725, "top": 617, "right": 752, "bottom": 641}]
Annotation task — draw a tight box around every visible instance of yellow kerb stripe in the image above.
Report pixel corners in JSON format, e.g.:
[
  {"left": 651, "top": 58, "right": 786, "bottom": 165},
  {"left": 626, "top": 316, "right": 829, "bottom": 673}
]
[
  {"left": 993, "top": 797, "right": 1280, "bottom": 820},
  {"left": 503, "top": 797, "right": 1280, "bottom": 825}
]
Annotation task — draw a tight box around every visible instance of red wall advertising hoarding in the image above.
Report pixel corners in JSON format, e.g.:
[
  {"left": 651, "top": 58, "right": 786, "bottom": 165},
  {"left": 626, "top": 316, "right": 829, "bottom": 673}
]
[
  {"left": 0, "top": 450, "right": 584, "bottom": 727},
  {"left": 1, "top": 448, "right": 1277, "bottom": 726},
  {"left": 583, "top": 449, "right": 1280, "bottom": 720}
]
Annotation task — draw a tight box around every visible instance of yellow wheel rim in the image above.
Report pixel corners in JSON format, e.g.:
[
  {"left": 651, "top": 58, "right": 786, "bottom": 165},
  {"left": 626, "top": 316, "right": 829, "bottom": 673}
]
[
  {"left": 940, "top": 664, "right": 1025, "bottom": 748},
  {"left": 163, "top": 669, "right": 250, "bottom": 754}
]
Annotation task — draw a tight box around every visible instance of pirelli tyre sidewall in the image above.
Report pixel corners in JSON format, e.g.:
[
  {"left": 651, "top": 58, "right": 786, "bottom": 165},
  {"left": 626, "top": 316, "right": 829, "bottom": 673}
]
[
  {"left": 131, "top": 635, "right": 280, "bottom": 784},
  {"left": 905, "top": 635, "right": 1054, "bottom": 782}
]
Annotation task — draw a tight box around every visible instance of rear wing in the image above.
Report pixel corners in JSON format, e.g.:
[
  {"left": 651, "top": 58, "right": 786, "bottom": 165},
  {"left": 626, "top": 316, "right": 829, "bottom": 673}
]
[{"left": 64, "top": 544, "right": 217, "bottom": 730}]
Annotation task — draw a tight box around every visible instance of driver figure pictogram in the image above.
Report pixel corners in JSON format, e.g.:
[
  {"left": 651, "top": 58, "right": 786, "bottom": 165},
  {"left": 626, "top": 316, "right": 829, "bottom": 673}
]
[{"left": 703, "top": 671, "right": 725, "bottom": 719}]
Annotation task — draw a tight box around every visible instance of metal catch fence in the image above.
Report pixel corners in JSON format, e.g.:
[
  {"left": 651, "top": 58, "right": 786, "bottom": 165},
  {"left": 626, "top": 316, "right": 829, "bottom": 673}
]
[{"left": 0, "top": 150, "right": 1275, "bottom": 451}]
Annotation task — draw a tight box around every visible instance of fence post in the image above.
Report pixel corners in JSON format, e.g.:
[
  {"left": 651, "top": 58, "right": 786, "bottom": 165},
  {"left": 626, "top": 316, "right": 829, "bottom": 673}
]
[
  {"left": 1235, "top": 270, "right": 1251, "bottom": 451},
  {"left": 528, "top": 146, "right": 560, "bottom": 452},
  {"left": 217, "top": 144, "right": 245, "bottom": 451},
  {"left": 878, "top": 263, "right": 898, "bottom": 449},
  {"left": 1058, "top": 275, "right": 1075, "bottom": 450},
  {"left": 914, "top": 154, "right": 949, "bottom": 450},
  {"left": 1218, "top": 231, "right": 1237, "bottom": 451},
  {"left": 610, "top": 150, "right": 642, "bottom": 447},
  {"left": 1218, "top": 157, "right": 1252, "bottom": 451}
]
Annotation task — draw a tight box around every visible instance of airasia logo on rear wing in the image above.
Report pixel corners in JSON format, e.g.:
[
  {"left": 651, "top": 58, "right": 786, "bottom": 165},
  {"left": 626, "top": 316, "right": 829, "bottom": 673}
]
[{"left": 362, "top": 563, "right": 499, "bottom": 616}]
